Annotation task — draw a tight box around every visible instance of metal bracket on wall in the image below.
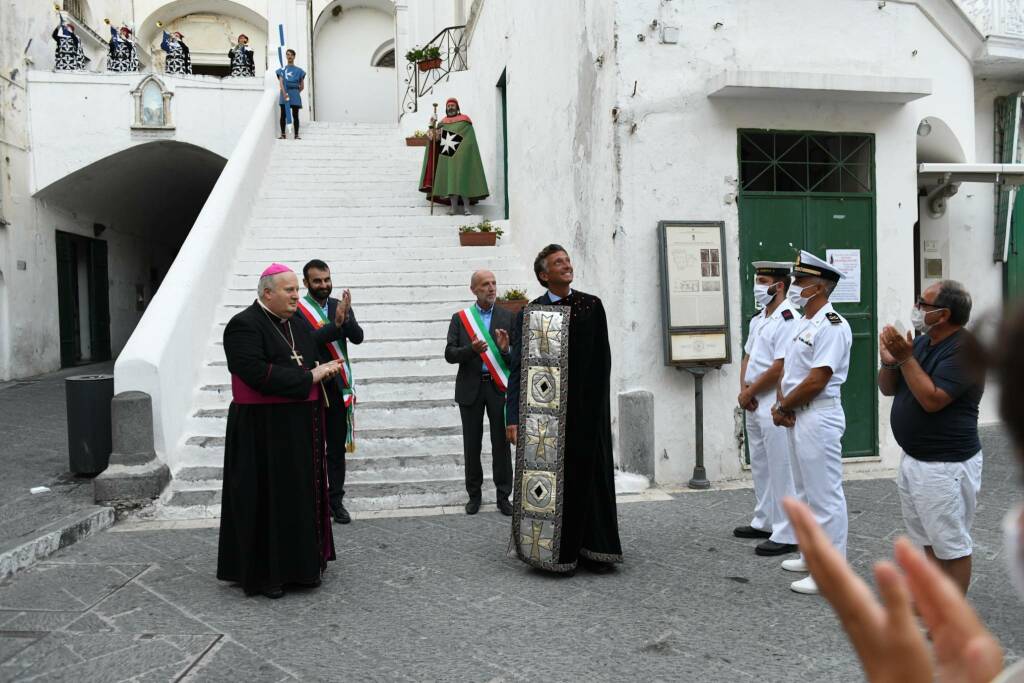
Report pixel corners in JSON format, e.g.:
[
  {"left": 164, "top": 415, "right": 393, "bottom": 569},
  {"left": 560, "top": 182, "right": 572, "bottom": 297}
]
[{"left": 926, "top": 172, "right": 959, "bottom": 218}]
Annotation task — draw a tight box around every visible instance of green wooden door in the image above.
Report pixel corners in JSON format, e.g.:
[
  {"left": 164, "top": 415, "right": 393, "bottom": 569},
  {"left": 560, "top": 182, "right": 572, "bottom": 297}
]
[
  {"left": 738, "top": 131, "right": 878, "bottom": 458},
  {"left": 1007, "top": 191, "right": 1024, "bottom": 299}
]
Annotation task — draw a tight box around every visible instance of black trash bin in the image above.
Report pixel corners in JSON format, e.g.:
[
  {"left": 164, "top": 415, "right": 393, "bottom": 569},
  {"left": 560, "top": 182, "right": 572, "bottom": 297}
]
[{"left": 65, "top": 374, "right": 114, "bottom": 475}]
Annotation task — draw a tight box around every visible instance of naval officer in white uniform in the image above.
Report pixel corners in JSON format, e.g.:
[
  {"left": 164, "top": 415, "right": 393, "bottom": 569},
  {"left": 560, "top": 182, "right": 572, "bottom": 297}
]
[
  {"left": 735, "top": 261, "right": 799, "bottom": 557},
  {"left": 771, "top": 250, "right": 853, "bottom": 595}
]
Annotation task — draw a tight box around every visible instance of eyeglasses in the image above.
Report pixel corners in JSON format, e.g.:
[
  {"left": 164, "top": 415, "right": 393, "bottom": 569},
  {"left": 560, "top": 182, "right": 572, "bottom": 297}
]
[{"left": 915, "top": 297, "right": 947, "bottom": 310}]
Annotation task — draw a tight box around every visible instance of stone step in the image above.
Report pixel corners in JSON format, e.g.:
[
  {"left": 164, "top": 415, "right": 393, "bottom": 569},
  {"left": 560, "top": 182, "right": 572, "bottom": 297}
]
[
  {"left": 193, "top": 398, "right": 470, "bottom": 431},
  {"left": 228, "top": 271, "right": 526, "bottom": 289},
  {"left": 184, "top": 426, "right": 465, "bottom": 458},
  {"left": 216, "top": 300, "right": 463, "bottom": 322},
  {"left": 231, "top": 255, "right": 512, "bottom": 274},
  {"left": 198, "top": 374, "right": 455, "bottom": 404},
  {"left": 199, "top": 356, "right": 454, "bottom": 386},
  {"left": 208, "top": 329, "right": 449, "bottom": 358},
  {"left": 164, "top": 479, "right": 496, "bottom": 512},
  {"left": 238, "top": 245, "right": 505, "bottom": 261},
  {"left": 222, "top": 284, "right": 473, "bottom": 303},
  {"left": 245, "top": 214, "right": 481, "bottom": 227},
  {"left": 250, "top": 206, "right": 441, "bottom": 217}
]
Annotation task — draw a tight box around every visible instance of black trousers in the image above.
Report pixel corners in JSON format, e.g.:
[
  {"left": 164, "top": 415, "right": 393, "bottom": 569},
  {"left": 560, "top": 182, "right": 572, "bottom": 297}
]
[
  {"left": 324, "top": 400, "right": 347, "bottom": 510},
  {"left": 279, "top": 105, "right": 300, "bottom": 136},
  {"left": 458, "top": 380, "right": 513, "bottom": 503}
]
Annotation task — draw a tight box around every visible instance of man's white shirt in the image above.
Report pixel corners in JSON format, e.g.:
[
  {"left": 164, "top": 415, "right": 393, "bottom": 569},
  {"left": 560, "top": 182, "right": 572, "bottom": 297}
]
[
  {"left": 743, "top": 300, "right": 798, "bottom": 387},
  {"left": 780, "top": 302, "right": 853, "bottom": 400}
]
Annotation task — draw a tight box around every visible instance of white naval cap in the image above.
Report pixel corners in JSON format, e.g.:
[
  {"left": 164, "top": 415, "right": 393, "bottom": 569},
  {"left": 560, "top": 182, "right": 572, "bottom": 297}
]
[
  {"left": 792, "top": 249, "right": 845, "bottom": 283},
  {"left": 751, "top": 261, "right": 793, "bottom": 277}
]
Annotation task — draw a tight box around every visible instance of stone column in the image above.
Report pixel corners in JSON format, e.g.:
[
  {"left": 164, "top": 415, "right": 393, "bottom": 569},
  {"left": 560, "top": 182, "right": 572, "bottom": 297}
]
[
  {"left": 618, "top": 390, "right": 655, "bottom": 482},
  {"left": 94, "top": 391, "right": 171, "bottom": 504}
]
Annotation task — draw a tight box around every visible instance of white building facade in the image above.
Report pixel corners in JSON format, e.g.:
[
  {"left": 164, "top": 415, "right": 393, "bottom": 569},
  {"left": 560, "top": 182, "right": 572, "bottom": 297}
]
[{"left": 1, "top": 0, "right": 1022, "bottom": 495}]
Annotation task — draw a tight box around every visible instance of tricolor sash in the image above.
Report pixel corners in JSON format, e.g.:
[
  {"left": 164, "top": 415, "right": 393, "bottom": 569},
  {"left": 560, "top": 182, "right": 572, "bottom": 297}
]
[
  {"left": 458, "top": 306, "right": 510, "bottom": 391},
  {"left": 297, "top": 295, "right": 356, "bottom": 452}
]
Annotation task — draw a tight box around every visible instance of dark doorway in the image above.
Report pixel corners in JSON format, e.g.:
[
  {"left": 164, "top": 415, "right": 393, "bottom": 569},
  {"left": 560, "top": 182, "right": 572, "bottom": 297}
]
[
  {"left": 192, "top": 64, "right": 232, "bottom": 78},
  {"left": 56, "top": 231, "right": 111, "bottom": 367}
]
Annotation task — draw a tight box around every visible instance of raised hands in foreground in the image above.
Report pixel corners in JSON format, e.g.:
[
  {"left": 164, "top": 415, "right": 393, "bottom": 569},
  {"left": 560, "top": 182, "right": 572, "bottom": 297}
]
[{"left": 782, "top": 497, "right": 1004, "bottom": 683}]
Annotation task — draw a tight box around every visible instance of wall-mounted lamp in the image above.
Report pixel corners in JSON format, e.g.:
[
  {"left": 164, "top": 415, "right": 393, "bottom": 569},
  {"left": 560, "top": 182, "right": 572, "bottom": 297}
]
[{"left": 917, "top": 119, "right": 932, "bottom": 137}]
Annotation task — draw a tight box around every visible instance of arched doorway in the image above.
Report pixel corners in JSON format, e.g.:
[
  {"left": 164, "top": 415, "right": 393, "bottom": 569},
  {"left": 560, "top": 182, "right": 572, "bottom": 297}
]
[
  {"left": 313, "top": 1, "right": 397, "bottom": 123},
  {"left": 34, "top": 141, "right": 225, "bottom": 366},
  {"left": 136, "top": 0, "right": 268, "bottom": 78}
]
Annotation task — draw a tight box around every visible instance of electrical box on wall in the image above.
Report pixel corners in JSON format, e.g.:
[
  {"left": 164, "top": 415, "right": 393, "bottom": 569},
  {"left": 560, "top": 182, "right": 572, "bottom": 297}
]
[
  {"left": 924, "top": 258, "right": 943, "bottom": 279},
  {"left": 661, "top": 26, "right": 680, "bottom": 44}
]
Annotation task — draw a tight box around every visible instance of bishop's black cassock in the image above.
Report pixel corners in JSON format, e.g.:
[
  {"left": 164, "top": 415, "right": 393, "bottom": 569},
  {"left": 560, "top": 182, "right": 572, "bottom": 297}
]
[
  {"left": 216, "top": 301, "right": 339, "bottom": 595},
  {"left": 507, "top": 290, "right": 622, "bottom": 572}
]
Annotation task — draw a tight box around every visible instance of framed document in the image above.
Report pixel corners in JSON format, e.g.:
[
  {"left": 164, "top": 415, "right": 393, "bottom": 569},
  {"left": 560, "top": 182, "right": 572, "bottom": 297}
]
[{"left": 658, "top": 221, "right": 731, "bottom": 367}]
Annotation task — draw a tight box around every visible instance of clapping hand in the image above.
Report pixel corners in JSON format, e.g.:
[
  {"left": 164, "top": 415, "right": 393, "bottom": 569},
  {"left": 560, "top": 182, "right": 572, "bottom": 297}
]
[
  {"left": 494, "top": 329, "right": 510, "bottom": 353},
  {"left": 312, "top": 360, "right": 343, "bottom": 384},
  {"left": 334, "top": 289, "right": 351, "bottom": 327},
  {"left": 782, "top": 498, "right": 1004, "bottom": 683},
  {"left": 881, "top": 325, "right": 913, "bottom": 363}
]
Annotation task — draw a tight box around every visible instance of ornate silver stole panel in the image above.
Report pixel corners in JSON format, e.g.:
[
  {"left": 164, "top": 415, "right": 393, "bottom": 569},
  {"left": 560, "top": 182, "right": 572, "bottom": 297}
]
[{"left": 511, "top": 304, "right": 572, "bottom": 572}]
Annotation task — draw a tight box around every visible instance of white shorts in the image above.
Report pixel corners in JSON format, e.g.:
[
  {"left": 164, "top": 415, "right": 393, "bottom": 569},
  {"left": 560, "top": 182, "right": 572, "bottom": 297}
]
[{"left": 897, "top": 451, "right": 983, "bottom": 560}]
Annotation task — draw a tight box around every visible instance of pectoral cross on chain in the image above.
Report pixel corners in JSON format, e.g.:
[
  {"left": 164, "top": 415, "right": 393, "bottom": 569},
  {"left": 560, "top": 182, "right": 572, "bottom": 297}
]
[{"left": 290, "top": 350, "right": 304, "bottom": 366}]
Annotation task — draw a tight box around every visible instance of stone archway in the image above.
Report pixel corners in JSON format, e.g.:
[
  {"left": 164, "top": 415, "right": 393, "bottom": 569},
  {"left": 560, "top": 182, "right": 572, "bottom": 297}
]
[{"left": 313, "top": 0, "right": 397, "bottom": 123}]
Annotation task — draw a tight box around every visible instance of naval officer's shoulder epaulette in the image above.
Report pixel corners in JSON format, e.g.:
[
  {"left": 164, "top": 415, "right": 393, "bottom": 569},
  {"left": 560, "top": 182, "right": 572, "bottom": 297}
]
[
  {"left": 825, "top": 311, "right": 842, "bottom": 325},
  {"left": 781, "top": 309, "right": 794, "bottom": 321}
]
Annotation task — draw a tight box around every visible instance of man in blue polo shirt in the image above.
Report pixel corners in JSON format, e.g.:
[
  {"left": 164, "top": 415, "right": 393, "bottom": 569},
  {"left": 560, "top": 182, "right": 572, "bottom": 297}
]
[{"left": 878, "top": 280, "right": 984, "bottom": 594}]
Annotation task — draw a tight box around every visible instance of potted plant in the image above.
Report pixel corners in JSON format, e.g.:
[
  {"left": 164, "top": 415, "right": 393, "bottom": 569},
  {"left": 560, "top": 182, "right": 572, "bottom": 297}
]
[
  {"left": 418, "top": 46, "right": 442, "bottom": 72},
  {"left": 458, "top": 219, "right": 504, "bottom": 246},
  {"left": 405, "top": 129, "right": 429, "bottom": 147},
  {"left": 405, "top": 47, "right": 425, "bottom": 64},
  {"left": 496, "top": 287, "right": 529, "bottom": 314}
]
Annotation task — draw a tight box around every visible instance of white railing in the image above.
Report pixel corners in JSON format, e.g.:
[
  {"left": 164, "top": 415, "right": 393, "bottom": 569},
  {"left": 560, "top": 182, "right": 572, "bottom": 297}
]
[
  {"left": 114, "top": 75, "right": 279, "bottom": 459},
  {"left": 958, "top": 0, "right": 1024, "bottom": 37}
]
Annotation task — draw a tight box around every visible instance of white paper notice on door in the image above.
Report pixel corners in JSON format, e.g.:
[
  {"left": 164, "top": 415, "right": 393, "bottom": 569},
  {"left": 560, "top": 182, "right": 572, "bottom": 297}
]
[{"left": 825, "top": 249, "right": 861, "bottom": 303}]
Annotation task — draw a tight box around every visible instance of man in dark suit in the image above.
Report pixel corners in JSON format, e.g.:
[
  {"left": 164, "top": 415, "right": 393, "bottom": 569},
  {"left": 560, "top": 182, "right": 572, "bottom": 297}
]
[
  {"left": 445, "top": 270, "right": 514, "bottom": 515},
  {"left": 295, "top": 259, "right": 364, "bottom": 525}
]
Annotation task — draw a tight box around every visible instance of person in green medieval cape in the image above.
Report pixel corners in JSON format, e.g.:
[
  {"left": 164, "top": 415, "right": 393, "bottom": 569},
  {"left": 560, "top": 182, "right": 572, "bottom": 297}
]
[
  {"left": 506, "top": 244, "right": 623, "bottom": 574},
  {"left": 419, "top": 97, "right": 489, "bottom": 216}
]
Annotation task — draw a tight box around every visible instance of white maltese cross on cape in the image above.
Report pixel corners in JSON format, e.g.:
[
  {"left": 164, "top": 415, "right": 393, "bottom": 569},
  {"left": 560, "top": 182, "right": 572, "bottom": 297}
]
[{"left": 439, "top": 129, "right": 464, "bottom": 156}]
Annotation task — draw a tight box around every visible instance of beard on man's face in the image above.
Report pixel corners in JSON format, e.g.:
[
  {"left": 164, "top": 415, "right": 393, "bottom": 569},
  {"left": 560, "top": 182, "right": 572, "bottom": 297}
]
[{"left": 311, "top": 285, "right": 332, "bottom": 300}]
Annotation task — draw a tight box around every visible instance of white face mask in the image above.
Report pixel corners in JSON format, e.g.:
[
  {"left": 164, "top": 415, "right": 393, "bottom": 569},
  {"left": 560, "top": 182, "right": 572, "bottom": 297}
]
[
  {"left": 787, "top": 283, "right": 816, "bottom": 308},
  {"left": 1004, "top": 504, "right": 1024, "bottom": 601},
  {"left": 753, "top": 283, "right": 776, "bottom": 307},
  {"left": 910, "top": 306, "right": 945, "bottom": 335}
]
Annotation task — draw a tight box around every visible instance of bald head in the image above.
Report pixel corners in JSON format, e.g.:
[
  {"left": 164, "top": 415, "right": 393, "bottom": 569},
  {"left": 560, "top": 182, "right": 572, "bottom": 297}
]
[{"left": 470, "top": 270, "right": 497, "bottom": 309}]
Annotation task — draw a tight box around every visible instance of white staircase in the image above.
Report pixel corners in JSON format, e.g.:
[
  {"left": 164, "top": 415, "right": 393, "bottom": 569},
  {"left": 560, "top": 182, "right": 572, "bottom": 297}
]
[{"left": 159, "top": 122, "right": 531, "bottom": 517}]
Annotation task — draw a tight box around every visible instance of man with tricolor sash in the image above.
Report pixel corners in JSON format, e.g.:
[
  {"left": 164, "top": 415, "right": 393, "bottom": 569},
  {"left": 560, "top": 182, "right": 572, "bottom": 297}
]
[
  {"left": 295, "top": 259, "right": 364, "bottom": 525},
  {"left": 445, "top": 270, "right": 514, "bottom": 515}
]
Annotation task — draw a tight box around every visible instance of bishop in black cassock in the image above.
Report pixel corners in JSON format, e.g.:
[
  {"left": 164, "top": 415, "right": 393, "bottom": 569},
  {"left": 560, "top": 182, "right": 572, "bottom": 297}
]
[
  {"left": 216, "top": 264, "right": 345, "bottom": 598},
  {"left": 507, "top": 245, "right": 622, "bottom": 573}
]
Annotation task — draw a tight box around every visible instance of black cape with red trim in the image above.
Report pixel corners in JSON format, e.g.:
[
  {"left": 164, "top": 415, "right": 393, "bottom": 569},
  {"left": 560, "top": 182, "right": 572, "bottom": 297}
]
[{"left": 216, "top": 301, "right": 339, "bottom": 595}]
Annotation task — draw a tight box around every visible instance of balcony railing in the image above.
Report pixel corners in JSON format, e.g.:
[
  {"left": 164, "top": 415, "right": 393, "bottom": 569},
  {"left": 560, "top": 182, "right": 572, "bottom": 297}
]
[
  {"left": 957, "top": 0, "right": 1024, "bottom": 38},
  {"left": 399, "top": 25, "right": 468, "bottom": 121}
]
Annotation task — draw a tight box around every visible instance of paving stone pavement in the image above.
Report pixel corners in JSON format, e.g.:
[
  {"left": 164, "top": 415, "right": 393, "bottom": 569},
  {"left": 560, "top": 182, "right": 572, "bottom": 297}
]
[
  {"left": 0, "top": 363, "right": 116, "bottom": 579},
  {"left": 0, "top": 428, "right": 1020, "bottom": 682}
]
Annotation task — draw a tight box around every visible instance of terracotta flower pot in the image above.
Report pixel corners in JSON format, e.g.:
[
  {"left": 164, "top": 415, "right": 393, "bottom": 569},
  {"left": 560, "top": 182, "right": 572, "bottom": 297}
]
[
  {"left": 406, "top": 136, "right": 429, "bottom": 147},
  {"left": 418, "top": 57, "right": 442, "bottom": 72},
  {"left": 459, "top": 231, "right": 497, "bottom": 247},
  {"left": 496, "top": 299, "right": 528, "bottom": 314}
]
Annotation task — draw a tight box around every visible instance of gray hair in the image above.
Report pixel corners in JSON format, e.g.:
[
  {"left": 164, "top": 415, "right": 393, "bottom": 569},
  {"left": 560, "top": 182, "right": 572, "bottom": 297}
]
[
  {"left": 814, "top": 276, "right": 837, "bottom": 298},
  {"left": 935, "top": 280, "right": 972, "bottom": 326},
  {"left": 256, "top": 273, "right": 278, "bottom": 297}
]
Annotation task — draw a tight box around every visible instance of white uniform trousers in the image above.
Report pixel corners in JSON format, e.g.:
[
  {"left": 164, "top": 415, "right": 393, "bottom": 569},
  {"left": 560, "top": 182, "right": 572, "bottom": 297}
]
[
  {"left": 787, "top": 399, "right": 848, "bottom": 558},
  {"left": 745, "top": 394, "right": 798, "bottom": 544}
]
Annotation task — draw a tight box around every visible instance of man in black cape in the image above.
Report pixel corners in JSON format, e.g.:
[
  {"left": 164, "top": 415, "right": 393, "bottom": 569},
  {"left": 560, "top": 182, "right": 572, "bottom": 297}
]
[
  {"left": 217, "top": 263, "right": 346, "bottom": 599},
  {"left": 506, "top": 244, "right": 622, "bottom": 573}
]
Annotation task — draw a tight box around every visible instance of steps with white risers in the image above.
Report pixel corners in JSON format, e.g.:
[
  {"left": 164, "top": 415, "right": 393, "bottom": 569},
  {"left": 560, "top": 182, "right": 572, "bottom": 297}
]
[{"left": 158, "top": 122, "right": 531, "bottom": 518}]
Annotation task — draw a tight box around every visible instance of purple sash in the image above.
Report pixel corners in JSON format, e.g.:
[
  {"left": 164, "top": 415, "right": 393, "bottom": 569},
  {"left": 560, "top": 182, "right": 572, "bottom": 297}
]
[{"left": 231, "top": 374, "right": 318, "bottom": 404}]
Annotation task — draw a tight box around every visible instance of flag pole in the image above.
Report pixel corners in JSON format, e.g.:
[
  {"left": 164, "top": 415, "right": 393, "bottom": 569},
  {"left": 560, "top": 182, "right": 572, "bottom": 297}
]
[
  {"left": 429, "top": 102, "right": 438, "bottom": 216},
  {"left": 277, "top": 24, "right": 292, "bottom": 132}
]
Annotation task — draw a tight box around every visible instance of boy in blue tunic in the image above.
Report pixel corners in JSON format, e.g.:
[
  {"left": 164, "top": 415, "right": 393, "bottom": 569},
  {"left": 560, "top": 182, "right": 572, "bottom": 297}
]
[{"left": 276, "top": 49, "right": 306, "bottom": 140}]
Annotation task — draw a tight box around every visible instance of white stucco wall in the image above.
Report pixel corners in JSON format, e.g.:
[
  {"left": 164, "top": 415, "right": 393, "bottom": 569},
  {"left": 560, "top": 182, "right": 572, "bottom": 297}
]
[
  {"left": 27, "top": 70, "right": 262, "bottom": 194},
  {"left": 313, "top": 6, "right": 396, "bottom": 122}
]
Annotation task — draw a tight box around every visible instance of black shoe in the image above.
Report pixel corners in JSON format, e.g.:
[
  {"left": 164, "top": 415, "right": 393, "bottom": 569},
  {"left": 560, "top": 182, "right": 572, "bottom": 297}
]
[
  {"left": 262, "top": 585, "right": 284, "bottom": 599},
  {"left": 733, "top": 525, "right": 772, "bottom": 539},
  {"left": 465, "top": 499, "right": 481, "bottom": 515},
  {"left": 332, "top": 504, "right": 351, "bottom": 525},
  {"left": 579, "top": 557, "right": 616, "bottom": 574},
  {"left": 497, "top": 499, "right": 513, "bottom": 516},
  {"left": 755, "top": 540, "right": 798, "bottom": 556}
]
